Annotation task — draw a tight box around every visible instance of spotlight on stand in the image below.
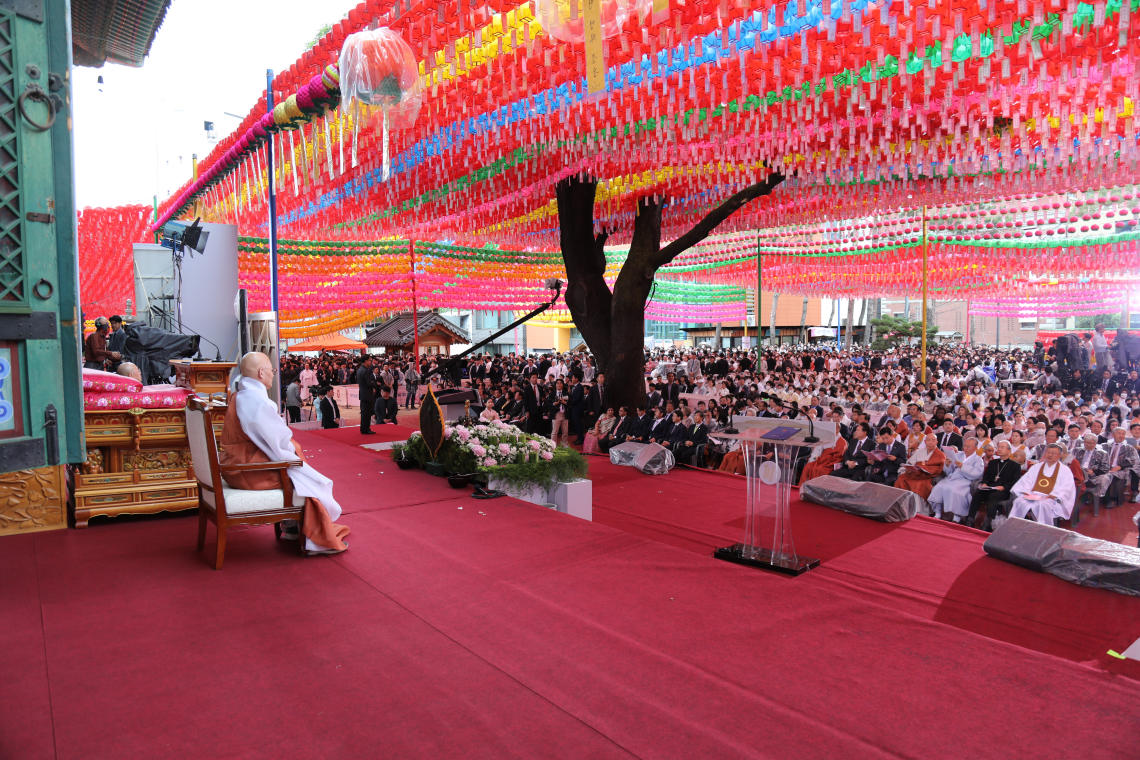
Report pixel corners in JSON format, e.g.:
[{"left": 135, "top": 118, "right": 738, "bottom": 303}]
[
  {"left": 159, "top": 218, "right": 210, "bottom": 334},
  {"left": 159, "top": 218, "right": 210, "bottom": 255}
]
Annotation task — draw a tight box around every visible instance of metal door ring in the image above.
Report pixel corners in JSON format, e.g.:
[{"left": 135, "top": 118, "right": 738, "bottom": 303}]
[
  {"left": 18, "top": 87, "right": 55, "bottom": 131},
  {"left": 32, "top": 278, "right": 53, "bottom": 299}
]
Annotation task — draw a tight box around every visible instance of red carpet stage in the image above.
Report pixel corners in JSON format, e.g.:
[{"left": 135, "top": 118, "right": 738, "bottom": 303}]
[
  {"left": 588, "top": 457, "right": 1140, "bottom": 672},
  {"left": 3, "top": 430, "right": 1140, "bottom": 759}
]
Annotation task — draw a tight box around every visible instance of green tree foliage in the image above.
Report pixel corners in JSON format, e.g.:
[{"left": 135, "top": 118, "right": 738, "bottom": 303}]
[
  {"left": 304, "top": 24, "right": 332, "bottom": 53},
  {"left": 869, "top": 315, "right": 939, "bottom": 350},
  {"left": 1075, "top": 313, "right": 1121, "bottom": 330}
]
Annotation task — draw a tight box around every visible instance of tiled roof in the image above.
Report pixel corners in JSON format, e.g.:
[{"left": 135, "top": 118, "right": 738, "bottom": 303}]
[
  {"left": 72, "top": 0, "right": 171, "bottom": 68},
  {"left": 363, "top": 311, "right": 468, "bottom": 347}
]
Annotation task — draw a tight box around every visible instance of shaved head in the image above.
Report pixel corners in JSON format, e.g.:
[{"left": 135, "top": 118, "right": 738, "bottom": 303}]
[{"left": 240, "top": 352, "right": 274, "bottom": 390}]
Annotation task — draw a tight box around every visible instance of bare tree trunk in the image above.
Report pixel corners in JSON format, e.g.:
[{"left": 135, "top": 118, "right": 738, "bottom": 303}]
[
  {"left": 844, "top": 298, "right": 856, "bottom": 350},
  {"left": 557, "top": 172, "right": 784, "bottom": 411},
  {"left": 858, "top": 299, "right": 868, "bottom": 345},
  {"left": 826, "top": 298, "right": 837, "bottom": 337},
  {"left": 714, "top": 322, "right": 722, "bottom": 349},
  {"left": 768, "top": 293, "right": 780, "bottom": 347},
  {"left": 799, "top": 297, "right": 808, "bottom": 344}
]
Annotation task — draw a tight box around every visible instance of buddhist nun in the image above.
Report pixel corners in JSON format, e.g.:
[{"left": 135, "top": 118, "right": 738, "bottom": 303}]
[
  {"left": 1008, "top": 442, "right": 1077, "bottom": 525},
  {"left": 220, "top": 352, "right": 350, "bottom": 555}
]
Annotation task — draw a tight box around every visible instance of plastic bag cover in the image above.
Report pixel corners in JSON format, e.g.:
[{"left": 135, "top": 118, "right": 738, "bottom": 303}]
[
  {"left": 609, "top": 442, "right": 674, "bottom": 475},
  {"left": 123, "top": 321, "right": 198, "bottom": 385},
  {"left": 799, "top": 475, "right": 919, "bottom": 522},
  {"left": 984, "top": 518, "right": 1140, "bottom": 597},
  {"left": 981, "top": 518, "right": 1070, "bottom": 573},
  {"left": 1046, "top": 534, "right": 1140, "bottom": 597},
  {"left": 338, "top": 28, "right": 422, "bottom": 127}
]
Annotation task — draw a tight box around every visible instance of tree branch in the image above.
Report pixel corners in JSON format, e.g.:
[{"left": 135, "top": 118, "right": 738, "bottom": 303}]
[{"left": 650, "top": 171, "right": 785, "bottom": 270}]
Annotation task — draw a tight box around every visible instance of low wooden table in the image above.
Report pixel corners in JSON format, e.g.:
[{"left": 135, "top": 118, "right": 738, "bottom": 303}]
[
  {"left": 74, "top": 406, "right": 225, "bottom": 528},
  {"left": 172, "top": 360, "right": 236, "bottom": 396}
]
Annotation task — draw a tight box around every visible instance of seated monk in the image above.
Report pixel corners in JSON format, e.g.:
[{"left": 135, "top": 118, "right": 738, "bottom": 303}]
[
  {"left": 797, "top": 435, "right": 847, "bottom": 486},
  {"left": 719, "top": 445, "right": 746, "bottom": 475},
  {"left": 220, "top": 352, "right": 349, "bottom": 556},
  {"left": 893, "top": 432, "right": 945, "bottom": 500},
  {"left": 117, "top": 362, "right": 142, "bottom": 382}
]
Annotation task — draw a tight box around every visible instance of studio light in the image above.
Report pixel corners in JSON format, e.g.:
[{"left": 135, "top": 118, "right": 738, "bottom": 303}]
[{"left": 159, "top": 217, "right": 210, "bottom": 255}]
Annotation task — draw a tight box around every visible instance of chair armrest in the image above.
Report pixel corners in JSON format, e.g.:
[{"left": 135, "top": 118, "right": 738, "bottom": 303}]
[{"left": 219, "top": 460, "right": 303, "bottom": 473}]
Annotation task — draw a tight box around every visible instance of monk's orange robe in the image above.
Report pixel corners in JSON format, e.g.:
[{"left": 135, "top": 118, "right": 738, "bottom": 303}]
[
  {"left": 893, "top": 448, "right": 946, "bottom": 500},
  {"left": 798, "top": 437, "right": 848, "bottom": 486}
]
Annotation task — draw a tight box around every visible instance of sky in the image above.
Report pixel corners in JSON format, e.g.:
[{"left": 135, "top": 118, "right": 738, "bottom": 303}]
[{"left": 72, "top": 0, "right": 360, "bottom": 210}]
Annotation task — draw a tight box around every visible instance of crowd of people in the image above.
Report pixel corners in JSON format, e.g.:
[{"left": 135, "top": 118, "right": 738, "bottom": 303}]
[{"left": 276, "top": 323, "right": 1138, "bottom": 532}]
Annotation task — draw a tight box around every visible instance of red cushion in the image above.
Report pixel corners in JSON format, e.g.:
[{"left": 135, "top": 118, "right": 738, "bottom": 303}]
[
  {"left": 84, "top": 385, "right": 191, "bottom": 411},
  {"left": 82, "top": 368, "right": 143, "bottom": 393}
]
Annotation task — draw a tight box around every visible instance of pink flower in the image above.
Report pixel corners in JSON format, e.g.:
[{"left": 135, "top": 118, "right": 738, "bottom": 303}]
[
  {"left": 457, "top": 427, "right": 471, "bottom": 441},
  {"left": 541, "top": 451, "right": 553, "bottom": 460},
  {"left": 528, "top": 440, "right": 541, "bottom": 450},
  {"left": 483, "top": 457, "right": 498, "bottom": 467},
  {"left": 498, "top": 443, "right": 511, "bottom": 454},
  {"left": 471, "top": 444, "right": 486, "bottom": 457},
  {"left": 444, "top": 426, "right": 454, "bottom": 438}
]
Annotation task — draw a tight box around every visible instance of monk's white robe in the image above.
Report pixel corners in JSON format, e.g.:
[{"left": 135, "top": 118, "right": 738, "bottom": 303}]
[
  {"left": 1008, "top": 461, "right": 1077, "bottom": 524},
  {"left": 927, "top": 452, "right": 984, "bottom": 518},
  {"left": 233, "top": 376, "right": 345, "bottom": 552}
]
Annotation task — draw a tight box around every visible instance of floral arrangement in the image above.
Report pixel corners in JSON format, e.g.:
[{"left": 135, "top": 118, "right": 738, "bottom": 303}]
[{"left": 405, "top": 419, "right": 587, "bottom": 495}]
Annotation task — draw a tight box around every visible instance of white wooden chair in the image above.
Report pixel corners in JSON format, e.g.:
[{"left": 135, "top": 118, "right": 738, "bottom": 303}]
[{"left": 186, "top": 398, "right": 305, "bottom": 569}]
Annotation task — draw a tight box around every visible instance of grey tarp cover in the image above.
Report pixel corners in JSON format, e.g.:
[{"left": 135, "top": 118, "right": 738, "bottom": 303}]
[
  {"left": 609, "top": 442, "right": 675, "bottom": 475},
  {"left": 799, "top": 475, "right": 920, "bottom": 522},
  {"left": 123, "top": 321, "right": 198, "bottom": 384},
  {"left": 983, "top": 517, "right": 1140, "bottom": 597}
]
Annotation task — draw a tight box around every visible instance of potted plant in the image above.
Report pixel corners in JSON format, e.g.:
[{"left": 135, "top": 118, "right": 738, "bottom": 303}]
[{"left": 391, "top": 442, "right": 416, "bottom": 469}]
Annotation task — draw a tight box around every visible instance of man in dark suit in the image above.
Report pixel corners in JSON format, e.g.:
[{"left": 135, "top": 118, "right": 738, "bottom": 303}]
[
  {"left": 714, "top": 354, "right": 730, "bottom": 377},
  {"left": 1091, "top": 368, "right": 1120, "bottom": 399},
  {"left": 676, "top": 412, "right": 710, "bottom": 466},
  {"left": 568, "top": 375, "right": 586, "bottom": 444},
  {"left": 374, "top": 387, "right": 399, "bottom": 425},
  {"left": 833, "top": 422, "right": 875, "bottom": 480},
  {"left": 866, "top": 427, "right": 907, "bottom": 486},
  {"left": 537, "top": 355, "right": 552, "bottom": 379},
  {"left": 318, "top": 387, "right": 341, "bottom": 429},
  {"left": 586, "top": 373, "right": 608, "bottom": 431},
  {"left": 829, "top": 409, "right": 850, "bottom": 441},
  {"left": 661, "top": 411, "right": 688, "bottom": 451},
  {"left": 503, "top": 391, "right": 527, "bottom": 425},
  {"left": 599, "top": 406, "right": 633, "bottom": 453},
  {"left": 357, "top": 356, "right": 378, "bottom": 435},
  {"left": 646, "top": 407, "right": 672, "bottom": 445},
  {"left": 936, "top": 419, "right": 964, "bottom": 451},
  {"left": 523, "top": 375, "right": 542, "bottom": 434},
  {"left": 661, "top": 373, "right": 682, "bottom": 407},
  {"left": 627, "top": 405, "right": 653, "bottom": 443},
  {"left": 646, "top": 384, "right": 663, "bottom": 412},
  {"left": 966, "top": 440, "right": 1023, "bottom": 531}
]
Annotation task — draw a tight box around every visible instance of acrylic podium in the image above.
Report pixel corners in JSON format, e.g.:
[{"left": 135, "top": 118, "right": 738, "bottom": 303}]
[{"left": 710, "top": 417, "right": 836, "bottom": 576}]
